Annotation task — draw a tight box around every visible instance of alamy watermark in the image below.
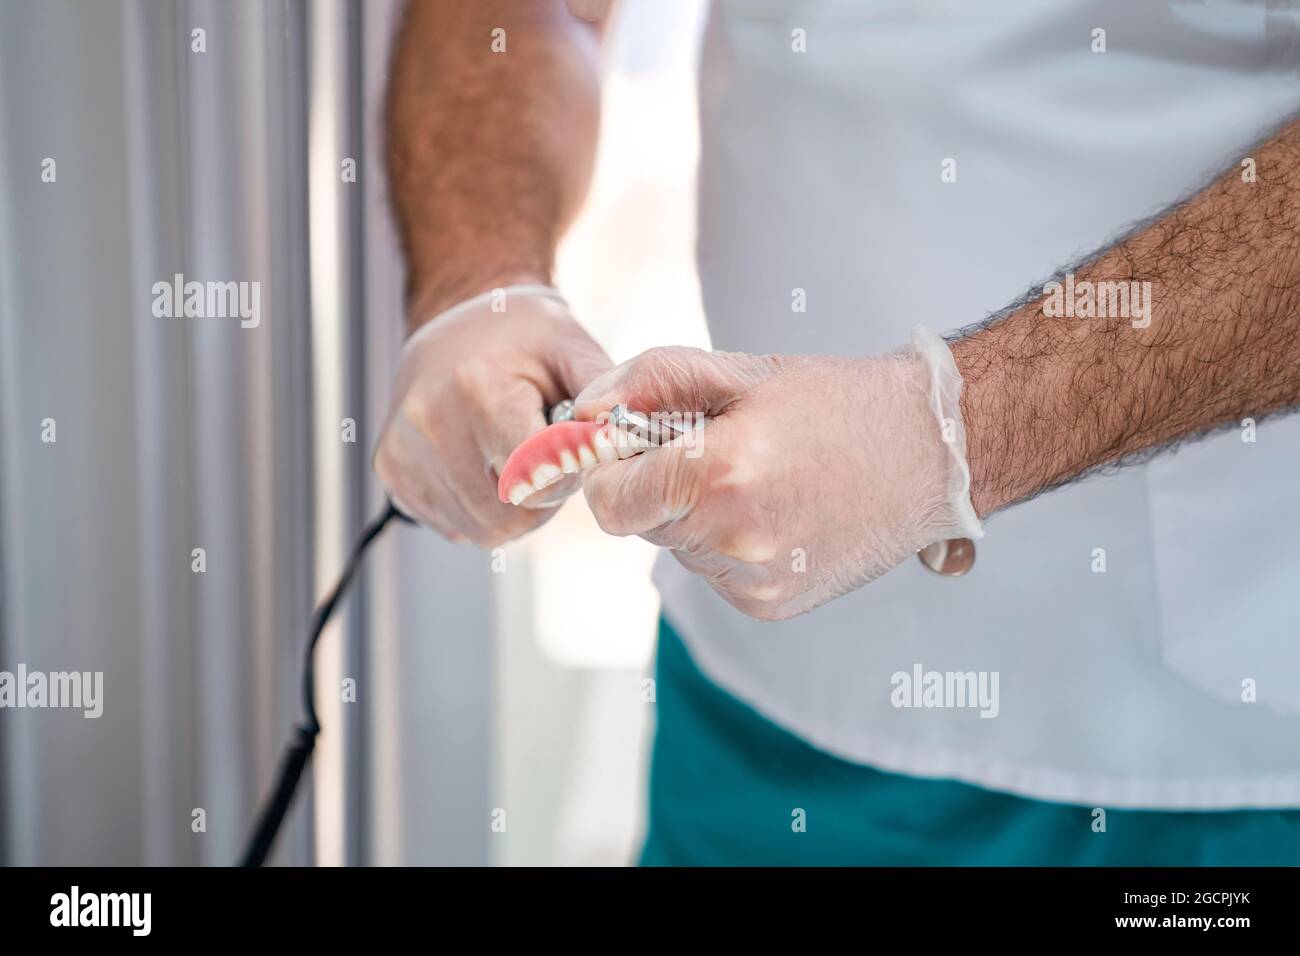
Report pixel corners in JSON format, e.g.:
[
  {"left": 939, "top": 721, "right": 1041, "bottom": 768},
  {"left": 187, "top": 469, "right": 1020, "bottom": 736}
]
[
  {"left": 50, "top": 886, "right": 150, "bottom": 936},
  {"left": 0, "top": 665, "right": 103, "bottom": 718},
  {"left": 152, "top": 273, "right": 261, "bottom": 328},
  {"left": 890, "top": 663, "right": 999, "bottom": 718},
  {"left": 1043, "top": 271, "right": 1152, "bottom": 328}
]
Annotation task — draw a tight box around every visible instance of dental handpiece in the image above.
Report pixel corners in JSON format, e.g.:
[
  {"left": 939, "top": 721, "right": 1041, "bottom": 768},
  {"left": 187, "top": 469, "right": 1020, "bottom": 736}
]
[
  {"left": 547, "top": 399, "right": 576, "bottom": 424},
  {"left": 549, "top": 400, "right": 694, "bottom": 445}
]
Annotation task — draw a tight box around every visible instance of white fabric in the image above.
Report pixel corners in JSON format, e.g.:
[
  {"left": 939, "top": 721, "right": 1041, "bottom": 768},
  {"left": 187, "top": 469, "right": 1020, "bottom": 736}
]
[{"left": 657, "top": 0, "right": 1300, "bottom": 808}]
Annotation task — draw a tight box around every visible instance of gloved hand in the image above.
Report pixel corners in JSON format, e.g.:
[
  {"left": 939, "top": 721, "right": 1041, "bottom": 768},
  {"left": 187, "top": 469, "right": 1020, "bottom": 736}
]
[
  {"left": 565, "top": 0, "right": 615, "bottom": 22},
  {"left": 374, "top": 286, "right": 612, "bottom": 546},
  {"left": 573, "top": 328, "right": 984, "bottom": 620}
]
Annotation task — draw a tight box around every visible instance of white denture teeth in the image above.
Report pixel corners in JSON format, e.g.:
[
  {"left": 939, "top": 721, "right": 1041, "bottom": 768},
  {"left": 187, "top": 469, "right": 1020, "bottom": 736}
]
[
  {"left": 530, "top": 462, "right": 563, "bottom": 491},
  {"left": 576, "top": 444, "right": 598, "bottom": 469},
  {"left": 558, "top": 449, "right": 580, "bottom": 474},
  {"left": 592, "top": 428, "right": 619, "bottom": 463},
  {"left": 507, "top": 482, "right": 534, "bottom": 506}
]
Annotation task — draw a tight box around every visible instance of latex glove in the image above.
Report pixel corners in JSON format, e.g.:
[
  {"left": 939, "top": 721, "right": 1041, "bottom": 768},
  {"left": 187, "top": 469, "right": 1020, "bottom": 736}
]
[
  {"left": 573, "top": 328, "right": 984, "bottom": 620},
  {"left": 374, "top": 286, "right": 612, "bottom": 546},
  {"left": 565, "top": 0, "right": 615, "bottom": 23}
]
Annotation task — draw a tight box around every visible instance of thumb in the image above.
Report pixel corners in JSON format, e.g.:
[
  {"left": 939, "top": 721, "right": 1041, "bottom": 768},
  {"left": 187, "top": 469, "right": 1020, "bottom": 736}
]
[
  {"left": 581, "top": 439, "right": 700, "bottom": 539},
  {"left": 573, "top": 346, "right": 774, "bottom": 422}
]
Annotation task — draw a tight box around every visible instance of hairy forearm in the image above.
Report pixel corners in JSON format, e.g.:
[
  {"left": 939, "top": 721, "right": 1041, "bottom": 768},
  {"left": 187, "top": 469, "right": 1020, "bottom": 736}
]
[
  {"left": 385, "top": 0, "right": 602, "bottom": 328},
  {"left": 953, "top": 116, "right": 1300, "bottom": 518}
]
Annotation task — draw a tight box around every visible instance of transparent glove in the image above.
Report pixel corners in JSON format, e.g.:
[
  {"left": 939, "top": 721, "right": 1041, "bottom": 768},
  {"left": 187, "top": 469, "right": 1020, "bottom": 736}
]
[
  {"left": 573, "top": 328, "right": 984, "bottom": 620},
  {"left": 374, "top": 285, "right": 612, "bottom": 546},
  {"left": 565, "top": 0, "right": 615, "bottom": 22}
]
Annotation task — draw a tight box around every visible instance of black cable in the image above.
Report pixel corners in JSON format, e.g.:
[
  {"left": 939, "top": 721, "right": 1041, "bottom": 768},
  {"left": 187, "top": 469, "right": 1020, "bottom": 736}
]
[{"left": 239, "top": 499, "right": 410, "bottom": 867}]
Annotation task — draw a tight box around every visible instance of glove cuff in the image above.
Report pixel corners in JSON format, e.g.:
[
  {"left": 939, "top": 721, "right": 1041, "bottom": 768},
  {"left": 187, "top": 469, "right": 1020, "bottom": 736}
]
[
  {"left": 403, "top": 284, "right": 569, "bottom": 354},
  {"left": 910, "top": 326, "right": 985, "bottom": 541}
]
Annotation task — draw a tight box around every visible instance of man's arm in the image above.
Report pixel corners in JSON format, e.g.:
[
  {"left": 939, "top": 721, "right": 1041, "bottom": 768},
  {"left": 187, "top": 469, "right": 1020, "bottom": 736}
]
[
  {"left": 564, "top": 115, "right": 1300, "bottom": 620},
  {"left": 373, "top": 0, "right": 614, "bottom": 544},
  {"left": 385, "top": 0, "right": 602, "bottom": 326},
  {"left": 954, "top": 116, "right": 1300, "bottom": 518}
]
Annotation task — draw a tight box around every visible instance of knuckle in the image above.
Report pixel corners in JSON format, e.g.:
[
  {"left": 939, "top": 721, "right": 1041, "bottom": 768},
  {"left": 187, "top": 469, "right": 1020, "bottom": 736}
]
[
  {"left": 477, "top": 514, "right": 544, "bottom": 550},
  {"left": 735, "top": 592, "right": 789, "bottom": 622},
  {"left": 372, "top": 444, "right": 397, "bottom": 487},
  {"left": 399, "top": 383, "right": 444, "bottom": 439},
  {"left": 472, "top": 529, "right": 510, "bottom": 550},
  {"left": 467, "top": 513, "right": 520, "bottom": 550},
  {"left": 450, "top": 355, "right": 493, "bottom": 399},
  {"left": 719, "top": 564, "right": 793, "bottom": 621}
]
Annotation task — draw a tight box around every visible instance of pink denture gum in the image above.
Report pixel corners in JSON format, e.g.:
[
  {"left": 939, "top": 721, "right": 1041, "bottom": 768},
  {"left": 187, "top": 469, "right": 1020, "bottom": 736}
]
[{"left": 497, "top": 420, "right": 606, "bottom": 505}]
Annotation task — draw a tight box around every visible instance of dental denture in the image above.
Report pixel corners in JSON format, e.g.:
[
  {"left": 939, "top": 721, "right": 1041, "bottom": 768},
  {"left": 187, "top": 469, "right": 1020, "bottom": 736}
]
[{"left": 497, "top": 419, "right": 647, "bottom": 505}]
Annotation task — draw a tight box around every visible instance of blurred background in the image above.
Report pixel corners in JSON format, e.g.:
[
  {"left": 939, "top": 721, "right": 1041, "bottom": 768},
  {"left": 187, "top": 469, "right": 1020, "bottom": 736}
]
[{"left": 0, "top": 0, "right": 708, "bottom": 865}]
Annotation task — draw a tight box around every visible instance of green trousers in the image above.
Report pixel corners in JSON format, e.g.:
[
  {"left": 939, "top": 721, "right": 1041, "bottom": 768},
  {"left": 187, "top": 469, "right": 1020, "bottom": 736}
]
[{"left": 640, "top": 617, "right": 1300, "bottom": 866}]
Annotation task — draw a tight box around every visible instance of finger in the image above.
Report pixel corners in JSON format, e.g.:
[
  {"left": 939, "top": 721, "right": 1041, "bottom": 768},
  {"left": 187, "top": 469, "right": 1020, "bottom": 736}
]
[
  {"left": 580, "top": 441, "right": 700, "bottom": 538},
  {"left": 452, "top": 479, "right": 552, "bottom": 548},
  {"left": 670, "top": 547, "right": 794, "bottom": 621},
  {"left": 469, "top": 376, "right": 552, "bottom": 479},
  {"left": 382, "top": 388, "right": 552, "bottom": 545},
  {"left": 518, "top": 472, "right": 581, "bottom": 510},
  {"left": 375, "top": 437, "right": 477, "bottom": 543},
  {"left": 572, "top": 346, "right": 773, "bottom": 423},
  {"left": 444, "top": 423, "right": 560, "bottom": 543},
  {"left": 548, "top": 331, "right": 615, "bottom": 405},
  {"left": 477, "top": 334, "right": 610, "bottom": 511}
]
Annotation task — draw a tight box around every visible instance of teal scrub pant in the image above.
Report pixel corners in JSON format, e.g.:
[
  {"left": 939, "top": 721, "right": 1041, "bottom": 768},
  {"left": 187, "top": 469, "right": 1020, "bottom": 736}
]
[{"left": 641, "top": 618, "right": 1300, "bottom": 866}]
